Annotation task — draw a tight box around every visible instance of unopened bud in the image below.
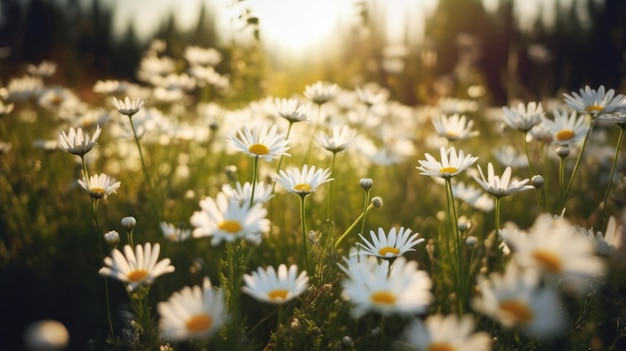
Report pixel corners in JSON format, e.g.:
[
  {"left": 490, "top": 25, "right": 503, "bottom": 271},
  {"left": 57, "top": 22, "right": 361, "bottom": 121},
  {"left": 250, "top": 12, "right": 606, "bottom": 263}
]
[
  {"left": 371, "top": 196, "right": 383, "bottom": 208},
  {"left": 556, "top": 146, "right": 570, "bottom": 158},
  {"left": 360, "top": 178, "right": 373, "bottom": 191},
  {"left": 121, "top": 216, "right": 136, "bottom": 231},
  {"left": 104, "top": 230, "right": 120, "bottom": 246},
  {"left": 466, "top": 235, "right": 477, "bottom": 246},
  {"left": 531, "top": 175, "right": 544, "bottom": 189}
]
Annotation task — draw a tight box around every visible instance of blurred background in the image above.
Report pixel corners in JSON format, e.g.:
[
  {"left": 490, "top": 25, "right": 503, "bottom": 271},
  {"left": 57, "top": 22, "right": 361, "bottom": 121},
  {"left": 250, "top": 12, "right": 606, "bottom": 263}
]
[{"left": 1, "top": 0, "right": 625, "bottom": 106}]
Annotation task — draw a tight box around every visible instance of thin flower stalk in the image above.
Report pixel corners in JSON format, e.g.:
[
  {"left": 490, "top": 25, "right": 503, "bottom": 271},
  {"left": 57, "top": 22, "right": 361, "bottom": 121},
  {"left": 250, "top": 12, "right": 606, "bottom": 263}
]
[
  {"left": 598, "top": 123, "right": 626, "bottom": 231},
  {"left": 560, "top": 120, "right": 594, "bottom": 211},
  {"left": 334, "top": 202, "right": 376, "bottom": 249},
  {"left": 249, "top": 156, "right": 259, "bottom": 208},
  {"left": 272, "top": 122, "right": 295, "bottom": 194},
  {"left": 298, "top": 194, "right": 310, "bottom": 274},
  {"left": 445, "top": 178, "right": 466, "bottom": 315}
]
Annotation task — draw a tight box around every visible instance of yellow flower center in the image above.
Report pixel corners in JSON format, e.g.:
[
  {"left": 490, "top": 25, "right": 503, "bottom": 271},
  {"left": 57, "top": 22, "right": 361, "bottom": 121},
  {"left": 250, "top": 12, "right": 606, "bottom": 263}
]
[
  {"left": 293, "top": 183, "right": 312, "bottom": 193},
  {"left": 89, "top": 188, "right": 106, "bottom": 199},
  {"left": 585, "top": 105, "right": 603, "bottom": 113},
  {"left": 51, "top": 95, "right": 63, "bottom": 105},
  {"left": 218, "top": 220, "right": 243, "bottom": 233},
  {"left": 555, "top": 129, "right": 575, "bottom": 141},
  {"left": 248, "top": 143, "right": 269, "bottom": 155},
  {"left": 427, "top": 343, "right": 456, "bottom": 351},
  {"left": 185, "top": 313, "right": 213, "bottom": 332},
  {"left": 532, "top": 249, "right": 562, "bottom": 272},
  {"left": 127, "top": 269, "right": 149, "bottom": 282},
  {"left": 267, "top": 289, "right": 289, "bottom": 301},
  {"left": 444, "top": 131, "right": 459, "bottom": 140},
  {"left": 440, "top": 167, "right": 458, "bottom": 174},
  {"left": 499, "top": 299, "right": 533, "bottom": 324},
  {"left": 370, "top": 291, "right": 396, "bottom": 305},
  {"left": 378, "top": 246, "right": 400, "bottom": 256}
]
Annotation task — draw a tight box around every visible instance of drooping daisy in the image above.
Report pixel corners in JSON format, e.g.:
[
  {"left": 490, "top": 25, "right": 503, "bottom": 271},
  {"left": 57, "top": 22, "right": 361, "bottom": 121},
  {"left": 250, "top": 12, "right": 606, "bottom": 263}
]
[
  {"left": 416, "top": 146, "right": 479, "bottom": 179},
  {"left": 228, "top": 124, "right": 290, "bottom": 161},
  {"left": 563, "top": 85, "right": 626, "bottom": 118},
  {"left": 315, "top": 125, "right": 357, "bottom": 153},
  {"left": 99, "top": 242, "right": 175, "bottom": 292},
  {"left": 221, "top": 181, "right": 274, "bottom": 206},
  {"left": 542, "top": 108, "right": 589, "bottom": 146},
  {"left": 502, "top": 213, "right": 605, "bottom": 294},
  {"left": 112, "top": 96, "right": 145, "bottom": 117},
  {"left": 358, "top": 227, "right": 424, "bottom": 258},
  {"left": 501, "top": 101, "right": 544, "bottom": 132},
  {"left": 473, "top": 266, "right": 567, "bottom": 338},
  {"left": 58, "top": 125, "right": 102, "bottom": 156},
  {"left": 274, "top": 97, "right": 312, "bottom": 123},
  {"left": 273, "top": 165, "right": 333, "bottom": 196},
  {"left": 158, "top": 277, "right": 226, "bottom": 342},
  {"left": 160, "top": 222, "right": 191, "bottom": 242},
  {"left": 241, "top": 264, "right": 309, "bottom": 304},
  {"left": 340, "top": 256, "right": 432, "bottom": 318},
  {"left": 473, "top": 163, "right": 534, "bottom": 198},
  {"left": 431, "top": 113, "right": 479, "bottom": 141},
  {"left": 78, "top": 172, "right": 121, "bottom": 200},
  {"left": 190, "top": 192, "right": 270, "bottom": 246},
  {"left": 304, "top": 81, "right": 339, "bottom": 105},
  {"left": 399, "top": 314, "right": 492, "bottom": 351}
]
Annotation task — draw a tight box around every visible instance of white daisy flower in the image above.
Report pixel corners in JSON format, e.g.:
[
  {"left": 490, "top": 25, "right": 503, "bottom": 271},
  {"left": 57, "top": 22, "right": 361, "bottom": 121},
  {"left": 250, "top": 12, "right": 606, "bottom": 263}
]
[
  {"left": 274, "top": 97, "right": 312, "bottom": 123},
  {"left": 340, "top": 257, "right": 432, "bottom": 318},
  {"left": 472, "top": 163, "right": 533, "bottom": 198},
  {"left": 492, "top": 145, "right": 528, "bottom": 169},
  {"left": 416, "top": 146, "right": 479, "bottom": 179},
  {"left": 501, "top": 101, "right": 544, "bottom": 132},
  {"left": 473, "top": 266, "right": 567, "bottom": 338},
  {"left": 184, "top": 46, "right": 223, "bottom": 67},
  {"left": 575, "top": 216, "right": 624, "bottom": 256},
  {"left": 112, "top": 96, "right": 145, "bottom": 117},
  {"left": 563, "top": 85, "right": 626, "bottom": 117},
  {"left": 160, "top": 222, "right": 191, "bottom": 242},
  {"left": 356, "top": 86, "right": 389, "bottom": 107},
  {"left": 431, "top": 113, "right": 479, "bottom": 141},
  {"left": 241, "top": 264, "right": 309, "bottom": 304},
  {"left": 400, "top": 314, "right": 492, "bottom": 351},
  {"left": 27, "top": 61, "right": 57, "bottom": 78},
  {"left": 542, "top": 108, "right": 589, "bottom": 146},
  {"left": 221, "top": 181, "right": 274, "bottom": 206},
  {"left": 304, "top": 81, "right": 339, "bottom": 105},
  {"left": 57, "top": 125, "right": 102, "bottom": 156},
  {"left": 228, "top": 124, "right": 290, "bottom": 161},
  {"left": 190, "top": 192, "right": 270, "bottom": 246},
  {"left": 158, "top": 277, "right": 226, "bottom": 342},
  {"left": 78, "top": 172, "right": 121, "bottom": 200},
  {"left": 315, "top": 125, "right": 357, "bottom": 153},
  {"left": 99, "top": 242, "right": 175, "bottom": 292},
  {"left": 93, "top": 79, "right": 129, "bottom": 95},
  {"left": 357, "top": 227, "right": 424, "bottom": 258},
  {"left": 502, "top": 213, "right": 605, "bottom": 294},
  {"left": 273, "top": 164, "right": 333, "bottom": 196}
]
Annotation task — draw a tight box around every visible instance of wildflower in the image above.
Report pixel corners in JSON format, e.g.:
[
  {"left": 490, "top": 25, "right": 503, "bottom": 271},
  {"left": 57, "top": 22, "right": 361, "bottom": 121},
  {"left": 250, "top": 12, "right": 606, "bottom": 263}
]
[
  {"left": 501, "top": 102, "right": 544, "bottom": 132},
  {"left": 160, "top": 222, "right": 191, "bottom": 242},
  {"left": 27, "top": 61, "right": 57, "bottom": 78},
  {"left": 315, "top": 125, "right": 357, "bottom": 153},
  {"left": 431, "top": 113, "right": 479, "bottom": 141},
  {"left": 501, "top": 213, "right": 605, "bottom": 294},
  {"left": 575, "top": 216, "right": 624, "bottom": 256},
  {"left": 6, "top": 75, "right": 43, "bottom": 101},
  {"left": 542, "top": 108, "right": 589, "bottom": 146},
  {"left": 241, "top": 264, "right": 309, "bottom": 304},
  {"left": 360, "top": 178, "right": 373, "bottom": 191},
  {"left": 273, "top": 165, "right": 333, "bottom": 196},
  {"left": 104, "top": 230, "right": 120, "bottom": 247},
  {"left": 416, "top": 146, "right": 478, "bottom": 179},
  {"left": 228, "top": 124, "right": 290, "bottom": 161},
  {"left": 57, "top": 125, "right": 102, "bottom": 156},
  {"left": 23, "top": 320, "right": 69, "bottom": 351},
  {"left": 158, "top": 277, "right": 226, "bottom": 342},
  {"left": 221, "top": 181, "right": 274, "bottom": 205},
  {"left": 304, "top": 81, "right": 339, "bottom": 105},
  {"left": 78, "top": 173, "right": 121, "bottom": 200},
  {"left": 184, "top": 46, "right": 223, "bottom": 67},
  {"left": 563, "top": 85, "right": 626, "bottom": 117},
  {"left": 112, "top": 96, "right": 144, "bottom": 117},
  {"left": 357, "top": 227, "right": 424, "bottom": 258},
  {"left": 473, "top": 266, "right": 567, "bottom": 338},
  {"left": 93, "top": 79, "right": 129, "bottom": 95},
  {"left": 190, "top": 192, "right": 270, "bottom": 246},
  {"left": 356, "top": 86, "right": 388, "bottom": 107},
  {"left": 340, "top": 257, "right": 432, "bottom": 318},
  {"left": 121, "top": 216, "right": 137, "bottom": 231},
  {"left": 400, "top": 314, "right": 492, "bottom": 351},
  {"left": 274, "top": 97, "right": 312, "bottom": 123},
  {"left": 99, "top": 242, "right": 175, "bottom": 292},
  {"left": 473, "top": 163, "right": 533, "bottom": 198},
  {"left": 492, "top": 145, "right": 528, "bottom": 169}
]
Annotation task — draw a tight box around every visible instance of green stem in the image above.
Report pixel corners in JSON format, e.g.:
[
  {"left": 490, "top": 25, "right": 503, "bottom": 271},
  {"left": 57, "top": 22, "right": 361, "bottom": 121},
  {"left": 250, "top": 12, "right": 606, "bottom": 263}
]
[
  {"left": 128, "top": 115, "right": 160, "bottom": 219},
  {"left": 559, "top": 155, "right": 566, "bottom": 205},
  {"left": 522, "top": 132, "right": 536, "bottom": 176},
  {"left": 249, "top": 156, "right": 259, "bottom": 208},
  {"left": 560, "top": 119, "right": 595, "bottom": 211},
  {"left": 358, "top": 188, "right": 371, "bottom": 243},
  {"left": 326, "top": 152, "right": 337, "bottom": 223},
  {"left": 494, "top": 196, "right": 502, "bottom": 272},
  {"left": 334, "top": 203, "right": 375, "bottom": 249},
  {"left": 598, "top": 124, "right": 626, "bottom": 231},
  {"left": 272, "top": 123, "right": 294, "bottom": 194},
  {"left": 445, "top": 178, "right": 465, "bottom": 315},
  {"left": 299, "top": 194, "right": 311, "bottom": 274},
  {"left": 91, "top": 199, "right": 114, "bottom": 336}
]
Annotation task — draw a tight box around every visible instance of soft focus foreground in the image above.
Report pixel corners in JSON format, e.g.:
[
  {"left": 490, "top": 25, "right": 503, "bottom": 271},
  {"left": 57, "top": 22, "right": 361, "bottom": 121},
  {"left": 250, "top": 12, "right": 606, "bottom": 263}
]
[{"left": 2, "top": 2, "right": 626, "bottom": 351}]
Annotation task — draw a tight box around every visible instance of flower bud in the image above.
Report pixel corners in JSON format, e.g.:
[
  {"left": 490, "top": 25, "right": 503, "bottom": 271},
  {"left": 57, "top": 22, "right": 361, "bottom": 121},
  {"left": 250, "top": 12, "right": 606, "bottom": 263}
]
[
  {"left": 466, "top": 235, "right": 478, "bottom": 246},
  {"left": 359, "top": 178, "right": 373, "bottom": 191},
  {"left": 121, "top": 216, "right": 136, "bottom": 231},
  {"left": 531, "top": 175, "right": 544, "bottom": 189},
  {"left": 371, "top": 196, "right": 383, "bottom": 208},
  {"left": 104, "top": 230, "right": 120, "bottom": 247},
  {"left": 556, "top": 146, "right": 570, "bottom": 158}
]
